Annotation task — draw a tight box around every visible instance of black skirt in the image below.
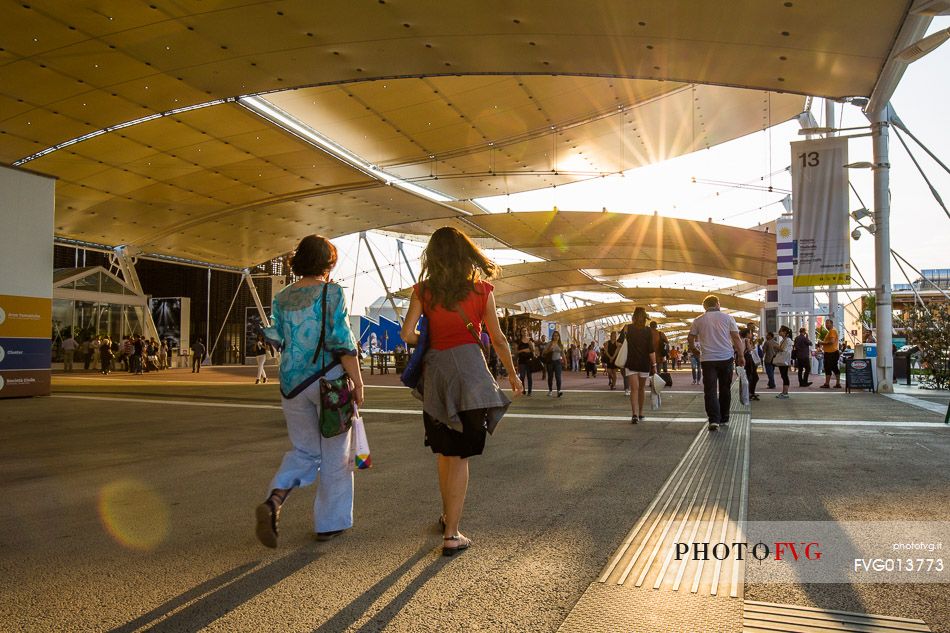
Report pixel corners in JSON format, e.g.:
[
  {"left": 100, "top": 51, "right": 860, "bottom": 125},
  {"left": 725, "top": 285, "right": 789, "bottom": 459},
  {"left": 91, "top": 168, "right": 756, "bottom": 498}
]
[{"left": 423, "top": 409, "right": 488, "bottom": 458}]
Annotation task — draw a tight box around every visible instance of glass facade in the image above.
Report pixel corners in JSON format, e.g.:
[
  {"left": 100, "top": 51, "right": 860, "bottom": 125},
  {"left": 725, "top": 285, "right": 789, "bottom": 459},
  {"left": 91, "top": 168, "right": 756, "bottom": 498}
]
[{"left": 51, "top": 267, "right": 148, "bottom": 360}]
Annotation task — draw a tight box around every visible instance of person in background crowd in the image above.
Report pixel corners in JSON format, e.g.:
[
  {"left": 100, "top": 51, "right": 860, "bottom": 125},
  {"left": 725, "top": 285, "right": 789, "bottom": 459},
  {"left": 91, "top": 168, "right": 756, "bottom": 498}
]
[
  {"left": 650, "top": 321, "right": 670, "bottom": 373},
  {"left": 762, "top": 331, "right": 778, "bottom": 389},
  {"left": 690, "top": 343, "right": 702, "bottom": 385},
  {"left": 604, "top": 330, "right": 620, "bottom": 391},
  {"left": 99, "top": 336, "right": 113, "bottom": 375},
  {"left": 192, "top": 337, "right": 206, "bottom": 373},
  {"left": 572, "top": 343, "right": 581, "bottom": 372},
  {"left": 820, "top": 318, "right": 842, "bottom": 389},
  {"left": 621, "top": 307, "right": 656, "bottom": 424},
  {"left": 538, "top": 334, "right": 548, "bottom": 381},
  {"left": 80, "top": 336, "right": 92, "bottom": 370},
  {"left": 61, "top": 334, "right": 77, "bottom": 372},
  {"left": 91, "top": 336, "right": 102, "bottom": 371},
  {"left": 253, "top": 333, "right": 269, "bottom": 384},
  {"left": 515, "top": 327, "right": 536, "bottom": 396},
  {"left": 773, "top": 325, "right": 794, "bottom": 399},
  {"left": 120, "top": 336, "right": 133, "bottom": 372},
  {"left": 400, "top": 226, "right": 522, "bottom": 557},
  {"left": 741, "top": 325, "right": 760, "bottom": 401},
  {"left": 669, "top": 345, "right": 681, "bottom": 370},
  {"left": 688, "top": 295, "right": 744, "bottom": 432},
  {"left": 255, "top": 233, "right": 364, "bottom": 549},
  {"left": 131, "top": 334, "right": 144, "bottom": 375},
  {"left": 159, "top": 340, "right": 169, "bottom": 370},
  {"left": 585, "top": 342, "right": 598, "bottom": 378},
  {"left": 544, "top": 330, "right": 565, "bottom": 397},
  {"left": 793, "top": 327, "right": 813, "bottom": 387}
]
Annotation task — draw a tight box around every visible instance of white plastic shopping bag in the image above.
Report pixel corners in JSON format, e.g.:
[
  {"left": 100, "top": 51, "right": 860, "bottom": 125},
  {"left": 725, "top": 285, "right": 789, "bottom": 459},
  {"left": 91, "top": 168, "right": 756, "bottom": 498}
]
[
  {"left": 650, "top": 373, "right": 665, "bottom": 410},
  {"left": 350, "top": 415, "right": 372, "bottom": 470},
  {"left": 737, "top": 368, "right": 750, "bottom": 405}
]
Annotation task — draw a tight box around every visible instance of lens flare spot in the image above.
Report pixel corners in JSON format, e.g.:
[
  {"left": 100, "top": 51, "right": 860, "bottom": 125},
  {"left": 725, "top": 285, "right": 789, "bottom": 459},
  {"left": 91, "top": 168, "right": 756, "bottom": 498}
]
[
  {"left": 552, "top": 234, "right": 569, "bottom": 253},
  {"left": 98, "top": 479, "right": 170, "bottom": 551}
]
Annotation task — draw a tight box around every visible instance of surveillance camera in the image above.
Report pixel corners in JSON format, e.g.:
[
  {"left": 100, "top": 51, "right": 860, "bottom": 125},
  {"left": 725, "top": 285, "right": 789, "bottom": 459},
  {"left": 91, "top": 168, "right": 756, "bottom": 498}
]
[
  {"left": 851, "top": 228, "right": 862, "bottom": 240},
  {"left": 868, "top": 223, "right": 877, "bottom": 234}
]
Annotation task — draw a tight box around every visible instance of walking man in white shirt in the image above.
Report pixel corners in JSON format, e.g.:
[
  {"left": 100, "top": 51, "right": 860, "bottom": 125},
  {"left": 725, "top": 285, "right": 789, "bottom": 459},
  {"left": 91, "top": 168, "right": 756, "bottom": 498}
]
[{"left": 687, "top": 295, "right": 745, "bottom": 431}]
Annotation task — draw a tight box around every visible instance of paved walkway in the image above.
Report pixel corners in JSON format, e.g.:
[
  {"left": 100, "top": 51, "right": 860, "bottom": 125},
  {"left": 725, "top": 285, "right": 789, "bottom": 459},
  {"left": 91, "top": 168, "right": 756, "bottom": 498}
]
[{"left": 0, "top": 368, "right": 947, "bottom": 631}]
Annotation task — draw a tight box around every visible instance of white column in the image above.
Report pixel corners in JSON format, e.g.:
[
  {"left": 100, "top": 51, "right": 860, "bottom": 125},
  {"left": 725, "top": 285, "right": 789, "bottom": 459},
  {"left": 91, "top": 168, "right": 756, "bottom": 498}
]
[{"left": 869, "top": 106, "right": 893, "bottom": 393}]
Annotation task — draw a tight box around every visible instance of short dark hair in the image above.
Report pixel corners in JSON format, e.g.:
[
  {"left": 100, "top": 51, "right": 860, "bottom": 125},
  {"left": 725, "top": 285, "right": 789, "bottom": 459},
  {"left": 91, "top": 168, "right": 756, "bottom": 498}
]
[{"left": 291, "top": 234, "right": 338, "bottom": 277}]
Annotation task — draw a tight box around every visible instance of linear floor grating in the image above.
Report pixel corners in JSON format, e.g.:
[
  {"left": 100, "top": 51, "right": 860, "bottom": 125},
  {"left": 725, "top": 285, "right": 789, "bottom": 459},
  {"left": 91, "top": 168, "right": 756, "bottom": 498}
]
[
  {"left": 743, "top": 600, "right": 931, "bottom": 632},
  {"left": 597, "top": 389, "right": 751, "bottom": 598}
]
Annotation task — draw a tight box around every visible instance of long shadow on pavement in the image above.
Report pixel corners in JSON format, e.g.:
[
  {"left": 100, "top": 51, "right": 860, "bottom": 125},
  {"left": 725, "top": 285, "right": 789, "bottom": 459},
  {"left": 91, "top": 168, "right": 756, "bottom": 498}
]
[
  {"left": 314, "top": 544, "right": 450, "bottom": 633},
  {"left": 108, "top": 548, "right": 320, "bottom": 633}
]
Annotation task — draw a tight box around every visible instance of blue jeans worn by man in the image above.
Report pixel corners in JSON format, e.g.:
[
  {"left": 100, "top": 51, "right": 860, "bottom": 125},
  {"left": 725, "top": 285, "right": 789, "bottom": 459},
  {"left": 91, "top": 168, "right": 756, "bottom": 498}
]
[
  {"left": 764, "top": 362, "right": 776, "bottom": 388},
  {"left": 701, "top": 360, "right": 734, "bottom": 426}
]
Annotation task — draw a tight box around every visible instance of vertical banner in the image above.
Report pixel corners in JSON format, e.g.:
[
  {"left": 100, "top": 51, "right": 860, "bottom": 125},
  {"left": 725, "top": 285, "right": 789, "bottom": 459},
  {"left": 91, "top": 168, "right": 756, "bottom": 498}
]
[
  {"left": 0, "top": 166, "right": 55, "bottom": 399},
  {"left": 776, "top": 217, "right": 814, "bottom": 314},
  {"left": 790, "top": 137, "right": 851, "bottom": 287}
]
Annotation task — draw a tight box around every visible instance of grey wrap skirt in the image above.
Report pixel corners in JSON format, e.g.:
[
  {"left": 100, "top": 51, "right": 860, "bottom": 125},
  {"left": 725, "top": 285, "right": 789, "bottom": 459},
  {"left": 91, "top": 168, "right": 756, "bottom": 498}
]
[{"left": 420, "top": 343, "right": 511, "bottom": 456}]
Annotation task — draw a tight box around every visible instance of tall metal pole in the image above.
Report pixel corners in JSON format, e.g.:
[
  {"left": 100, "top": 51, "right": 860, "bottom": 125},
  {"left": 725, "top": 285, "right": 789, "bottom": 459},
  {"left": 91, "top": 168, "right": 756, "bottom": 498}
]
[
  {"left": 206, "top": 267, "right": 212, "bottom": 363},
  {"left": 825, "top": 99, "right": 839, "bottom": 326},
  {"left": 869, "top": 105, "right": 893, "bottom": 393}
]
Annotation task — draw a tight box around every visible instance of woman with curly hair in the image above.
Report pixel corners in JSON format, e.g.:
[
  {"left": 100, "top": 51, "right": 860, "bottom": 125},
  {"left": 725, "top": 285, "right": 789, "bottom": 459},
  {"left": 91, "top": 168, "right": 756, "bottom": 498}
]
[
  {"left": 255, "top": 234, "right": 362, "bottom": 548},
  {"left": 400, "top": 226, "right": 522, "bottom": 556}
]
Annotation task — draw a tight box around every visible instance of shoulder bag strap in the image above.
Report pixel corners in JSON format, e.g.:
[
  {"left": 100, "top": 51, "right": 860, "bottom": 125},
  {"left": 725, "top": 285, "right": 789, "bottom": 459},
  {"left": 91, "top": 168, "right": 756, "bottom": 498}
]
[
  {"left": 454, "top": 304, "right": 483, "bottom": 346},
  {"left": 311, "top": 283, "right": 330, "bottom": 365}
]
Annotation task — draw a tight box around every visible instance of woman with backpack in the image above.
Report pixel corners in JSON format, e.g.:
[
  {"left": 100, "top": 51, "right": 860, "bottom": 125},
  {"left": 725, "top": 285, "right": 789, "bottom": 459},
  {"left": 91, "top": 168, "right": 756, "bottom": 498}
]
[
  {"left": 255, "top": 234, "right": 363, "bottom": 548},
  {"left": 400, "top": 226, "right": 522, "bottom": 556}
]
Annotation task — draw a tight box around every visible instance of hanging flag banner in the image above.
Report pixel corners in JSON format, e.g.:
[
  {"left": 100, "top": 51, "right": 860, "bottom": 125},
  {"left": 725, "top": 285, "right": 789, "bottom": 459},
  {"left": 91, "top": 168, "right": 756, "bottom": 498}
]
[
  {"left": 790, "top": 137, "right": 851, "bottom": 287},
  {"left": 775, "top": 217, "right": 813, "bottom": 314}
]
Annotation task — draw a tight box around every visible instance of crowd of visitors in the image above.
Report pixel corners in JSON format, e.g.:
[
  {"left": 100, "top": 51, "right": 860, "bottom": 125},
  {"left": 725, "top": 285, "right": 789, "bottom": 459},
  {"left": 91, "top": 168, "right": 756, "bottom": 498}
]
[{"left": 56, "top": 333, "right": 173, "bottom": 375}]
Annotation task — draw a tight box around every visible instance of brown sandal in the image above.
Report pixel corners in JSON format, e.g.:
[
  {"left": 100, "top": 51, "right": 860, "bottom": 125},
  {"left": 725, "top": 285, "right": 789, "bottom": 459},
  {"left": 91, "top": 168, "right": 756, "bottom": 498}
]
[{"left": 442, "top": 533, "right": 471, "bottom": 557}]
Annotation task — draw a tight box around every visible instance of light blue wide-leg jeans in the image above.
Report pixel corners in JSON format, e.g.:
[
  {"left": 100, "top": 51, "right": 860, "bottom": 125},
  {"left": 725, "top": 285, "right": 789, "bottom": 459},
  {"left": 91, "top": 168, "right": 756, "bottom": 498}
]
[{"left": 269, "top": 374, "right": 354, "bottom": 533}]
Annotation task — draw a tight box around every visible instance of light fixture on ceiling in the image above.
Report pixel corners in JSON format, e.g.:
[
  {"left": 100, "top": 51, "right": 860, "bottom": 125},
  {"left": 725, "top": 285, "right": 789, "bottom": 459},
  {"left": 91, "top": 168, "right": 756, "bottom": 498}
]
[
  {"left": 896, "top": 27, "right": 950, "bottom": 62},
  {"left": 239, "top": 95, "right": 454, "bottom": 204}
]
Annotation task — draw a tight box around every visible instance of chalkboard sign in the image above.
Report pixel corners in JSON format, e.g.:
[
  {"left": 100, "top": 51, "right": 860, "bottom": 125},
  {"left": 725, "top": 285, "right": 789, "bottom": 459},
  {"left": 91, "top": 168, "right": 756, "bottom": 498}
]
[{"left": 845, "top": 358, "right": 875, "bottom": 393}]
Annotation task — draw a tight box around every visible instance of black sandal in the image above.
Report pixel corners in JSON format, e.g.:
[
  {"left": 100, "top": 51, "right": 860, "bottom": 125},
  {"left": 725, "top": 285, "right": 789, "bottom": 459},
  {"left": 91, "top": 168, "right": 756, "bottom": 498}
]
[
  {"left": 442, "top": 534, "right": 471, "bottom": 557},
  {"left": 315, "top": 529, "right": 345, "bottom": 541},
  {"left": 255, "top": 497, "right": 280, "bottom": 548}
]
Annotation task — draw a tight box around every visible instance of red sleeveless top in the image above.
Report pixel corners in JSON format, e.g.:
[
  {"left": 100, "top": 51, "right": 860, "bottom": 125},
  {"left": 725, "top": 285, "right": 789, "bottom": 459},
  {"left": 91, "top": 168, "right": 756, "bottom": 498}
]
[{"left": 414, "top": 281, "right": 493, "bottom": 350}]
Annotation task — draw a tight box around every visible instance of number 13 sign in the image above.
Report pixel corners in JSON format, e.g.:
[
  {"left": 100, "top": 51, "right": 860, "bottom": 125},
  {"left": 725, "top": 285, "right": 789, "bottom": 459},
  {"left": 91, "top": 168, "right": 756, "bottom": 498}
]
[{"left": 790, "top": 137, "right": 851, "bottom": 288}]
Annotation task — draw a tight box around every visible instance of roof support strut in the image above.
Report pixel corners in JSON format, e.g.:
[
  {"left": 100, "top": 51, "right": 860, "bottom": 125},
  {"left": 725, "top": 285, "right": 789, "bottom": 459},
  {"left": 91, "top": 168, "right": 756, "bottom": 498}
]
[
  {"left": 361, "top": 232, "right": 404, "bottom": 325},
  {"left": 110, "top": 247, "right": 160, "bottom": 342}
]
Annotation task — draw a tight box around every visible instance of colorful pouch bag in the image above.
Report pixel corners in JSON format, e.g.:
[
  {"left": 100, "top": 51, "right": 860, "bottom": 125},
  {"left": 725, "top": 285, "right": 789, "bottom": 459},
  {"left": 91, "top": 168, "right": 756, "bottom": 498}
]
[{"left": 319, "top": 374, "right": 355, "bottom": 438}]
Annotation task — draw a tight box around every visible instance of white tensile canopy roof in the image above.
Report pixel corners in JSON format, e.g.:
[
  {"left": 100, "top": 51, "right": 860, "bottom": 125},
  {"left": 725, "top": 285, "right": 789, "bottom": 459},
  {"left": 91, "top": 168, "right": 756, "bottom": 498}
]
[{"left": 0, "top": 1, "right": 931, "bottom": 270}]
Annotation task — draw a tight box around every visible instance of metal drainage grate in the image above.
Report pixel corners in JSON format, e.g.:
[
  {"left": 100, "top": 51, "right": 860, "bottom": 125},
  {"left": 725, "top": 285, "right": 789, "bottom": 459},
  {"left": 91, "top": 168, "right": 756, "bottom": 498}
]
[{"left": 743, "top": 600, "right": 931, "bottom": 633}]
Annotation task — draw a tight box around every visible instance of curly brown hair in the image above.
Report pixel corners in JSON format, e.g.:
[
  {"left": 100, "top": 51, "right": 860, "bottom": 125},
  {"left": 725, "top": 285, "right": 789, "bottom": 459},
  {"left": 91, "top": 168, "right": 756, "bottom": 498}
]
[
  {"left": 419, "top": 226, "right": 499, "bottom": 309},
  {"left": 290, "top": 234, "right": 337, "bottom": 277}
]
